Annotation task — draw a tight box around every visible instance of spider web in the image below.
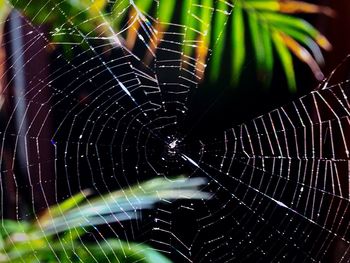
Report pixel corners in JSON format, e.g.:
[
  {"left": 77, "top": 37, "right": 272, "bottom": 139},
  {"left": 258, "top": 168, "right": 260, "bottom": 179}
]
[{"left": 1, "top": 0, "right": 350, "bottom": 262}]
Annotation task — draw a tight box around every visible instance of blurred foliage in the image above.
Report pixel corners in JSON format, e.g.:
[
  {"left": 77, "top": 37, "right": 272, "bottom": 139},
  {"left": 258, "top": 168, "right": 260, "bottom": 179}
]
[
  {"left": 228, "top": 1, "right": 333, "bottom": 90},
  {"left": 0, "top": 177, "right": 210, "bottom": 262},
  {"left": 0, "top": 0, "right": 9, "bottom": 25},
  {"left": 1, "top": 0, "right": 333, "bottom": 90}
]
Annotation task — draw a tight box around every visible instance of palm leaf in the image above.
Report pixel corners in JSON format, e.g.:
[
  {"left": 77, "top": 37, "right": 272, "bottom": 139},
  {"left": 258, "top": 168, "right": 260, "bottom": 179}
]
[
  {"left": 182, "top": 0, "right": 200, "bottom": 59},
  {"left": 260, "top": 21, "right": 274, "bottom": 86},
  {"left": 247, "top": 1, "right": 335, "bottom": 16},
  {"left": 5, "top": 0, "right": 334, "bottom": 89},
  {"left": 210, "top": 0, "right": 230, "bottom": 81},
  {"left": 247, "top": 7, "right": 266, "bottom": 79},
  {"left": 262, "top": 12, "right": 331, "bottom": 50},
  {"left": 272, "top": 30, "right": 296, "bottom": 91},
  {"left": 231, "top": 2, "right": 245, "bottom": 85},
  {"left": 37, "top": 176, "right": 210, "bottom": 235},
  {"left": 0, "top": 177, "right": 209, "bottom": 263}
]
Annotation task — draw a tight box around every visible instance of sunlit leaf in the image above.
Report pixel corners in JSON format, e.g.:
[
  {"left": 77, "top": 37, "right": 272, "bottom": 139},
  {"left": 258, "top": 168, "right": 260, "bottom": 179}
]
[
  {"left": 260, "top": 20, "right": 274, "bottom": 86},
  {"left": 281, "top": 26, "right": 325, "bottom": 64},
  {"left": 37, "top": 177, "right": 210, "bottom": 235},
  {"left": 183, "top": 0, "right": 200, "bottom": 59},
  {"left": 0, "top": 177, "right": 207, "bottom": 262},
  {"left": 61, "top": 227, "right": 86, "bottom": 243},
  {"left": 281, "top": 33, "right": 324, "bottom": 81},
  {"left": 6, "top": 0, "right": 333, "bottom": 91},
  {"left": 38, "top": 189, "right": 91, "bottom": 226},
  {"left": 87, "top": 0, "right": 107, "bottom": 16},
  {"left": 231, "top": 2, "right": 245, "bottom": 85},
  {"left": 0, "top": 220, "right": 30, "bottom": 239},
  {"left": 75, "top": 240, "right": 172, "bottom": 263},
  {"left": 247, "top": 8, "right": 265, "bottom": 75},
  {"left": 158, "top": 0, "right": 176, "bottom": 24},
  {"left": 264, "top": 13, "right": 332, "bottom": 50},
  {"left": 134, "top": 0, "right": 153, "bottom": 14},
  {"left": 196, "top": 0, "right": 213, "bottom": 79},
  {"left": 272, "top": 31, "right": 296, "bottom": 91},
  {"left": 111, "top": 0, "right": 131, "bottom": 30},
  {"left": 210, "top": 0, "right": 229, "bottom": 81},
  {"left": 247, "top": 1, "right": 335, "bottom": 16},
  {"left": 0, "top": 0, "right": 10, "bottom": 26}
]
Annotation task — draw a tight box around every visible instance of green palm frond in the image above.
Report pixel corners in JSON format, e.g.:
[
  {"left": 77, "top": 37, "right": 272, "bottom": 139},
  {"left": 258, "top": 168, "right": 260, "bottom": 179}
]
[
  {"left": 227, "top": 0, "right": 333, "bottom": 90},
  {"left": 39, "top": 176, "right": 210, "bottom": 235},
  {"left": 0, "top": 176, "right": 209, "bottom": 262},
  {"left": 4, "top": 0, "right": 333, "bottom": 89}
]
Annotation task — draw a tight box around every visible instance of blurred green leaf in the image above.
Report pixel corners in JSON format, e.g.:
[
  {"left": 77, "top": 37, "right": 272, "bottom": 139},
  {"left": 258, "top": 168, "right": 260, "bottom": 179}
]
[
  {"left": 39, "top": 190, "right": 91, "bottom": 225},
  {"left": 281, "top": 33, "right": 324, "bottom": 81},
  {"left": 0, "top": 176, "right": 209, "bottom": 262},
  {"left": 196, "top": 0, "right": 213, "bottom": 78},
  {"left": 0, "top": 0, "right": 10, "bottom": 26},
  {"left": 248, "top": 1, "right": 335, "bottom": 16},
  {"left": 260, "top": 21, "right": 274, "bottom": 86},
  {"left": 210, "top": 0, "right": 229, "bottom": 80},
  {"left": 0, "top": 221, "right": 30, "bottom": 239},
  {"left": 38, "top": 176, "right": 209, "bottom": 235},
  {"left": 263, "top": 12, "right": 331, "bottom": 50},
  {"left": 231, "top": 2, "right": 245, "bottom": 85},
  {"left": 247, "top": 8, "right": 265, "bottom": 74},
  {"left": 280, "top": 26, "right": 324, "bottom": 64},
  {"left": 4, "top": 0, "right": 333, "bottom": 90},
  {"left": 272, "top": 31, "right": 296, "bottom": 92},
  {"left": 159, "top": 0, "right": 176, "bottom": 24},
  {"left": 182, "top": 0, "right": 200, "bottom": 58}
]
